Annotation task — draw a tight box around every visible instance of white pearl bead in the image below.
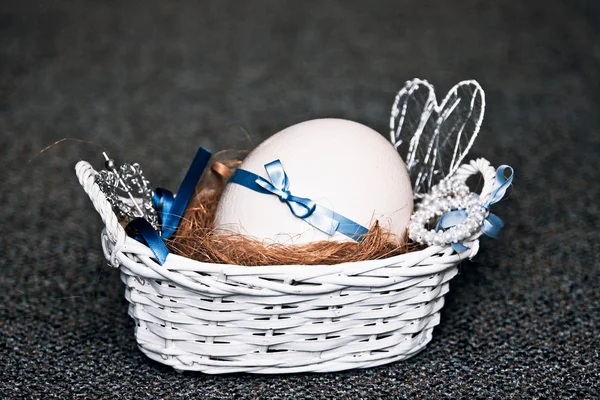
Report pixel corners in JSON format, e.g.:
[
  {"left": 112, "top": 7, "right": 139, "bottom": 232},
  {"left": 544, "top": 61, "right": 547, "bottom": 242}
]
[{"left": 443, "top": 231, "right": 453, "bottom": 243}]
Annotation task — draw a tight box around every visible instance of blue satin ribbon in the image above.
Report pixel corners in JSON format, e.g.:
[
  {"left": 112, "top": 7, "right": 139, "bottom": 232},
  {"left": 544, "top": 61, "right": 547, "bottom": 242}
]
[
  {"left": 436, "top": 165, "right": 514, "bottom": 252},
  {"left": 126, "top": 218, "right": 170, "bottom": 265},
  {"left": 153, "top": 147, "right": 212, "bottom": 238},
  {"left": 124, "top": 147, "right": 212, "bottom": 265},
  {"left": 229, "top": 160, "right": 369, "bottom": 242}
]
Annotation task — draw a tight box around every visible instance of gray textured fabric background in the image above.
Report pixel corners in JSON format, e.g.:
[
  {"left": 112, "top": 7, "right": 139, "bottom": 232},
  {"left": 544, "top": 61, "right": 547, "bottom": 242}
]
[{"left": 1, "top": 1, "right": 599, "bottom": 398}]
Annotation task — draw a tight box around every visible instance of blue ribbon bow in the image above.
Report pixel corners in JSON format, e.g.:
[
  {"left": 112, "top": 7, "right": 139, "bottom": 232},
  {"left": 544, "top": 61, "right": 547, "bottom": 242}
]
[
  {"left": 436, "top": 165, "right": 514, "bottom": 252},
  {"left": 257, "top": 161, "right": 320, "bottom": 220},
  {"left": 229, "top": 160, "right": 369, "bottom": 241},
  {"left": 125, "top": 147, "right": 212, "bottom": 265}
]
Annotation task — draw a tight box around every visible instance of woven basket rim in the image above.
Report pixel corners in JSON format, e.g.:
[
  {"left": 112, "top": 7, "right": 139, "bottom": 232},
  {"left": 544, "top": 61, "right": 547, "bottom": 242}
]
[{"left": 116, "top": 232, "right": 469, "bottom": 268}]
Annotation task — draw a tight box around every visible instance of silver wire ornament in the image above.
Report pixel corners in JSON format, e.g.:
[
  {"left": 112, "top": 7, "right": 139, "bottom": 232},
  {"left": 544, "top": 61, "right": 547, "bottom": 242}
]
[
  {"left": 390, "top": 79, "right": 485, "bottom": 198},
  {"left": 96, "top": 152, "right": 159, "bottom": 231}
]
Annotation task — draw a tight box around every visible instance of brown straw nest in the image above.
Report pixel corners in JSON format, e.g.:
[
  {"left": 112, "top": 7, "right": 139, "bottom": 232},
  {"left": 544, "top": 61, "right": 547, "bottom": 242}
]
[{"left": 167, "top": 152, "right": 422, "bottom": 266}]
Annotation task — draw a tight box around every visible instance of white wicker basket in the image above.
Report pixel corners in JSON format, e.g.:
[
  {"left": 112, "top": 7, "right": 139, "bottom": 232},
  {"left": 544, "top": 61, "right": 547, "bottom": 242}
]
[{"left": 75, "top": 158, "right": 497, "bottom": 374}]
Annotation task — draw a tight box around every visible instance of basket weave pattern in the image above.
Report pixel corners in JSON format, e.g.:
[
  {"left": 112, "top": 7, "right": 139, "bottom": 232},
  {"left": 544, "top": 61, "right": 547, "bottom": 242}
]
[{"left": 76, "top": 158, "right": 496, "bottom": 374}]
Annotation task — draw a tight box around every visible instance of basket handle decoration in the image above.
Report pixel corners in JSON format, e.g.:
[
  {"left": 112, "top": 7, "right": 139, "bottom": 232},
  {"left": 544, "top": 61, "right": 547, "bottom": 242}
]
[
  {"left": 389, "top": 78, "right": 514, "bottom": 255},
  {"left": 75, "top": 146, "right": 213, "bottom": 267},
  {"left": 408, "top": 157, "right": 513, "bottom": 255}
]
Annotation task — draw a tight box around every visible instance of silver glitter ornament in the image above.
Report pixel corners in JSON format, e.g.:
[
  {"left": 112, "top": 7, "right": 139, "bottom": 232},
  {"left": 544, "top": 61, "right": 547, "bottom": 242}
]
[{"left": 96, "top": 152, "right": 159, "bottom": 231}]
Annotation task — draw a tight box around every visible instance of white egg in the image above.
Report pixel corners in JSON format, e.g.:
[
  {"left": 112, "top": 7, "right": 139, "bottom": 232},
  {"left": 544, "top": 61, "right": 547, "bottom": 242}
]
[{"left": 213, "top": 118, "right": 414, "bottom": 245}]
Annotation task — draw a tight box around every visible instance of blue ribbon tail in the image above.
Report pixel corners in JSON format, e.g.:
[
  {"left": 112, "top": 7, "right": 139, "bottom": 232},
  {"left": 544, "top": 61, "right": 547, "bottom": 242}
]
[
  {"left": 158, "top": 147, "right": 212, "bottom": 239},
  {"left": 485, "top": 165, "right": 514, "bottom": 208},
  {"left": 482, "top": 212, "right": 504, "bottom": 239},
  {"left": 304, "top": 205, "right": 339, "bottom": 236},
  {"left": 329, "top": 210, "right": 369, "bottom": 241},
  {"left": 153, "top": 188, "right": 175, "bottom": 222},
  {"left": 126, "top": 217, "right": 170, "bottom": 265},
  {"left": 451, "top": 242, "right": 470, "bottom": 252}
]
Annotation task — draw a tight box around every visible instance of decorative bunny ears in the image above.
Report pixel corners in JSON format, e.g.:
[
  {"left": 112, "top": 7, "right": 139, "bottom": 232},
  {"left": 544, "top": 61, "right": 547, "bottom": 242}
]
[{"left": 390, "top": 79, "right": 485, "bottom": 197}]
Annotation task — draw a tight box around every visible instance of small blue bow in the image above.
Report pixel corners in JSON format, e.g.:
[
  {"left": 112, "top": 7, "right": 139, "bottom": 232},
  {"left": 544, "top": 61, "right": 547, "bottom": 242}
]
[
  {"left": 436, "top": 165, "right": 514, "bottom": 252},
  {"left": 229, "top": 160, "right": 369, "bottom": 241},
  {"left": 125, "top": 147, "right": 212, "bottom": 265},
  {"left": 257, "top": 161, "right": 320, "bottom": 220}
]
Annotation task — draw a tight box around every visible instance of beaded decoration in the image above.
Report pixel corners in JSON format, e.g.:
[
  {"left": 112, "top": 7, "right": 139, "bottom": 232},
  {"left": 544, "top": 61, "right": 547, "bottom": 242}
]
[{"left": 408, "top": 176, "right": 485, "bottom": 248}]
